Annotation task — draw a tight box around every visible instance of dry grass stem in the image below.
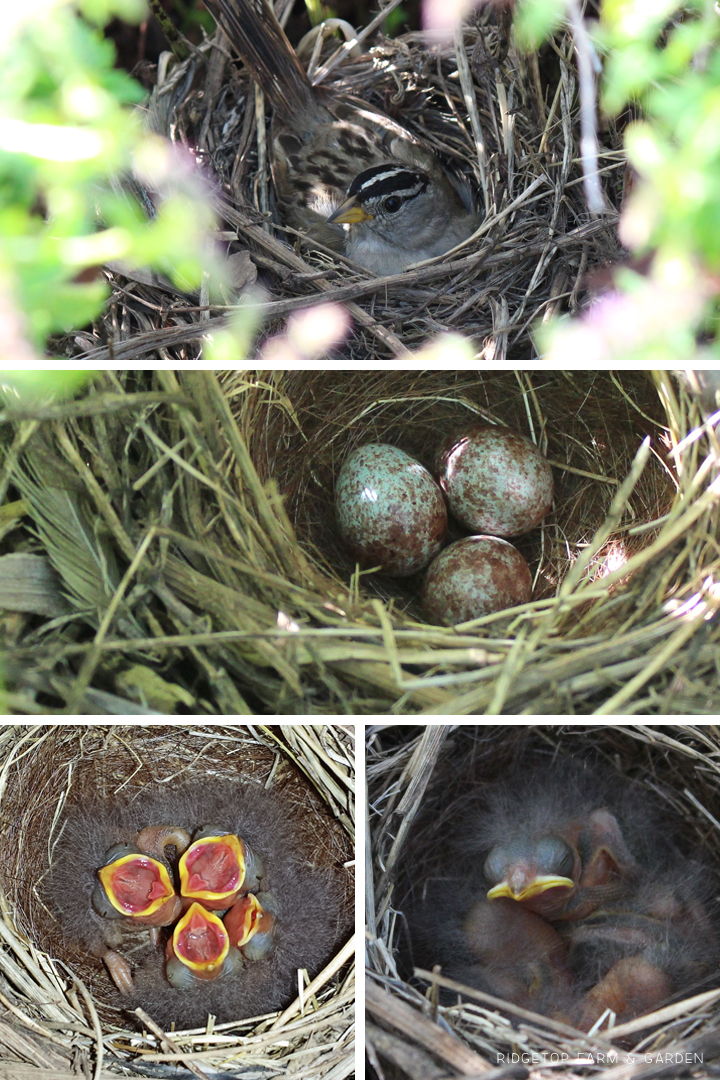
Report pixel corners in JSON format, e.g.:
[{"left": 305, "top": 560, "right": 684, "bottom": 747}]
[{"left": 2, "top": 368, "right": 720, "bottom": 714}]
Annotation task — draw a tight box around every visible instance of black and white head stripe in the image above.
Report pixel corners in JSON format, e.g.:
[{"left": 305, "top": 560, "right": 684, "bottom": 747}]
[{"left": 347, "top": 164, "right": 429, "bottom": 204}]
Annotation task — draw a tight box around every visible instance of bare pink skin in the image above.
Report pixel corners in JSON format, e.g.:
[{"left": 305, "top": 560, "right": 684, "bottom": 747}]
[
  {"left": 137, "top": 825, "right": 191, "bottom": 861},
  {"left": 102, "top": 948, "right": 134, "bottom": 993},
  {"left": 464, "top": 898, "right": 574, "bottom": 1012},
  {"left": 422, "top": 536, "right": 532, "bottom": 625},
  {"left": 436, "top": 426, "right": 554, "bottom": 537},
  {"left": 566, "top": 956, "right": 672, "bottom": 1031},
  {"left": 335, "top": 443, "right": 447, "bottom": 577}
]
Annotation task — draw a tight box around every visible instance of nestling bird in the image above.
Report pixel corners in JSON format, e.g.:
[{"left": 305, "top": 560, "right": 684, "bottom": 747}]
[
  {"left": 85, "top": 835, "right": 190, "bottom": 993},
  {"left": 46, "top": 780, "right": 344, "bottom": 1028},
  {"left": 202, "top": 0, "right": 479, "bottom": 273},
  {"left": 481, "top": 804, "right": 637, "bottom": 921},
  {"left": 178, "top": 828, "right": 263, "bottom": 909},
  {"left": 94, "top": 848, "right": 182, "bottom": 926},
  {"left": 224, "top": 891, "right": 279, "bottom": 961},
  {"left": 406, "top": 759, "right": 720, "bottom": 1031},
  {"left": 165, "top": 903, "right": 244, "bottom": 988},
  {"left": 461, "top": 896, "right": 574, "bottom": 1014},
  {"left": 136, "top": 825, "right": 192, "bottom": 865}
]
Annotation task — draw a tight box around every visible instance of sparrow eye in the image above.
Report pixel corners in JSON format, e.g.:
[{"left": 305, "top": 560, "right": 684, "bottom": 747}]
[{"left": 383, "top": 195, "right": 402, "bottom": 213}]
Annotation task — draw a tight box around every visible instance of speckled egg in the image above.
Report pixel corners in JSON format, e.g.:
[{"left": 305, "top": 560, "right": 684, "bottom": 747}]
[
  {"left": 422, "top": 535, "right": 532, "bottom": 625},
  {"left": 436, "top": 426, "right": 554, "bottom": 537},
  {"left": 335, "top": 444, "right": 448, "bottom": 577}
]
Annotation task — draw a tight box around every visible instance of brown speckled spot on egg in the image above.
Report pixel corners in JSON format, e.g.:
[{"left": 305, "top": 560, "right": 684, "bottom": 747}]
[
  {"left": 422, "top": 535, "right": 533, "bottom": 625},
  {"left": 436, "top": 426, "right": 554, "bottom": 537},
  {"left": 335, "top": 443, "right": 448, "bottom": 577}
]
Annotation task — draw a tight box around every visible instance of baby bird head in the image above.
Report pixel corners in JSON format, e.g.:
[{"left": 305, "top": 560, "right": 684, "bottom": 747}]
[
  {"left": 484, "top": 833, "right": 580, "bottom": 918},
  {"left": 166, "top": 903, "right": 243, "bottom": 987},
  {"left": 94, "top": 845, "right": 182, "bottom": 927}
]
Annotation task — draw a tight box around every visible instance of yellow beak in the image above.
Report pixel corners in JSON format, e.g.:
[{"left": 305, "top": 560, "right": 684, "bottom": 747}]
[
  {"left": 487, "top": 875, "right": 575, "bottom": 902},
  {"left": 171, "top": 902, "right": 230, "bottom": 973},
  {"left": 327, "top": 196, "right": 374, "bottom": 225}
]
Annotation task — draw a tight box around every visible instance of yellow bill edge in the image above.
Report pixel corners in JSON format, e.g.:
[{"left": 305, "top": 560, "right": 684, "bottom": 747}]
[
  {"left": 327, "top": 197, "right": 374, "bottom": 224},
  {"left": 487, "top": 874, "right": 575, "bottom": 902}
]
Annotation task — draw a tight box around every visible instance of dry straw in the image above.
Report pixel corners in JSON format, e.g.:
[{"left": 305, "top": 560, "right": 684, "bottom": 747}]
[
  {"left": 367, "top": 724, "right": 720, "bottom": 1080},
  {"left": 2, "top": 5, "right": 718, "bottom": 713},
  {"left": 0, "top": 724, "right": 354, "bottom": 1080},
  {"left": 1, "top": 369, "right": 720, "bottom": 714}
]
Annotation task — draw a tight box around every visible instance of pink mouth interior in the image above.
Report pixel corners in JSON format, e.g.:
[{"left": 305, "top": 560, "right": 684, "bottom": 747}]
[{"left": 186, "top": 842, "right": 240, "bottom": 893}]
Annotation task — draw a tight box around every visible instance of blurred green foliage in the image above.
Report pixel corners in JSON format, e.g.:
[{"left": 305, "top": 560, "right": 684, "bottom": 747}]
[
  {"left": 383, "top": 4, "right": 409, "bottom": 34},
  {"left": 304, "top": 0, "right": 328, "bottom": 25},
  {"left": 514, "top": 0, "right": 566, "bottom": 51},
  {"left": 1, "top": 0, "right": 221, "bottom": 358},
  {"left": 0, "top": 370, "right": 95, "bottom": 402},
  {"left": 523, "top": 0, "right": 720, "bottom": 365},
  {"left": 167, "top": 0, "right": 215, "bottom": 36},
  {"left": 600, "top": 0, "right": 720, "bottom": 272}
]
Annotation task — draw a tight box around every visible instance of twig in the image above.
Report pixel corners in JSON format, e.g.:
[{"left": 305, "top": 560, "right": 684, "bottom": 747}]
[
  {"left": 312, "top": 0, "right": 406, "bottom": 85},
  {"left": 566, "top": 0, "right": 605, "bottom": 215},
  {"left": 134, "top": 1008, "right": 211, "bottom": 1080}
]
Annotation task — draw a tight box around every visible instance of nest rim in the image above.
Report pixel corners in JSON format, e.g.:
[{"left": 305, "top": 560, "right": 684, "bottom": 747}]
[{"left": 2, "top": 367, "right": 720, "bottom": 715}]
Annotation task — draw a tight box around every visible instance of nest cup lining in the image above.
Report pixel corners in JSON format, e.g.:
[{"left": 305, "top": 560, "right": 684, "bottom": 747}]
[
  {"left": 0, "top": 725, "right": 354, "bottom": 1076},
  {"left": 229, "top": 369, "right": 674, "bottom": 616},
  {"left": 367, "top": 725, "right": 720, "bottom": 1078}
]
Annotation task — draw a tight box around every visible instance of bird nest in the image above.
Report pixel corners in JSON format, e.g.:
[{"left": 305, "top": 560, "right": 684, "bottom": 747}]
[
  {"left": 367, "top": 724, "right": 720, "bottom": 1080},
  {"left": 63, "top": 9, "right": 623, "bottom": 366},
  {"left": 2, "top": 368, "right": 720, "bottom": 714},
  {"left": 0, "top": 723, "right": 354, "bottom": 1079}
]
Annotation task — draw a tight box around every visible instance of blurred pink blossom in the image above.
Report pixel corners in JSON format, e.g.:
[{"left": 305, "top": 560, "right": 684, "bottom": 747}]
[
  {"left": 545, "top": 262, "right": 708, "bottom": 366},
  {"left": 260, "top": 302, "right": 351, "bottom": 365}
]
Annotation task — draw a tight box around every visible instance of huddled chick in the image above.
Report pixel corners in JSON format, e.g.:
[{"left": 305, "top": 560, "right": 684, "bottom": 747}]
[
  {"left": 46, "top": 780, "right": 344, "bottom": 1028},
  {"left": 405, "top": 759, "right": 719, "bottom": 1031}
]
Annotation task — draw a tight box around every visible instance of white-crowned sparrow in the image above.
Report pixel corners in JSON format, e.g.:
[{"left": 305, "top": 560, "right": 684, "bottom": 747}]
[{"left": 205, "top": 0, "right": 480, "bottom": 273}]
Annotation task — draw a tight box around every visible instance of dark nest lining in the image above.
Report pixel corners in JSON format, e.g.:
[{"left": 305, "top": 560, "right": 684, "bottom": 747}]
[
  {"left": 62, "top": 5, "right": 624, "bottom": 367},
  {"left": 0, "top": 724, "right": 354, "bottom": 1077},
  {"left": 367, "top": 724, "right": 720, "bottom": 1080}
]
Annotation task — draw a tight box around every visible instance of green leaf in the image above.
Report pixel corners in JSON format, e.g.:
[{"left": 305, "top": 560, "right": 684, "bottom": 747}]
[
  {"left": 1, "top": 0, "right": 222, "bottom": 350},
  {"left": 514, "top": 0, "right": 566, "bottom": 51},
  {"left": 0, "top": 370, "right": 95, "bottom": 403}
]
